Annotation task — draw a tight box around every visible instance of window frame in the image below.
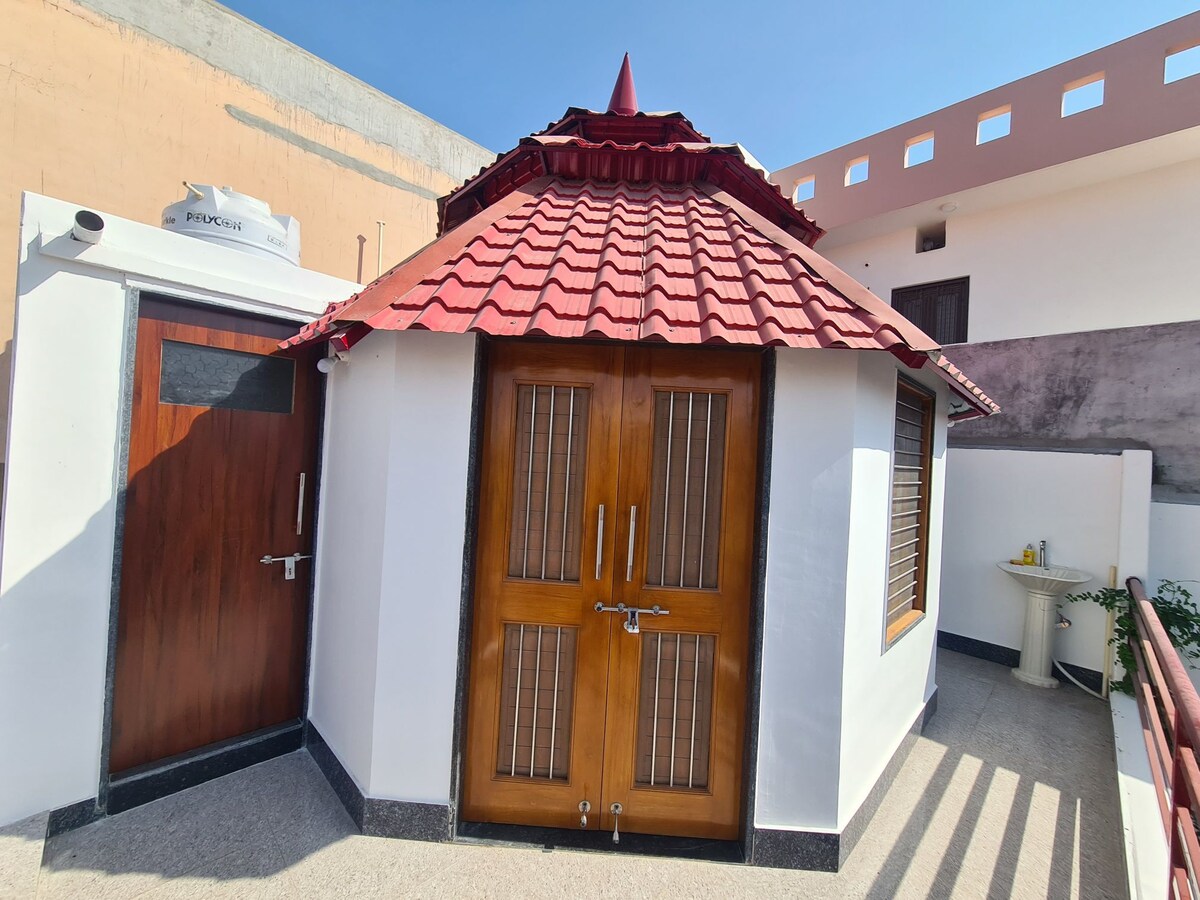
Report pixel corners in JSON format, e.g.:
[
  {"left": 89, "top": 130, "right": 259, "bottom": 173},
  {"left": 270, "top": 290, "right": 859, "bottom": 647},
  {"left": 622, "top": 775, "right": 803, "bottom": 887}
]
[
  {"left": 891, "top": 277, "right": 970, "bottom": 345},
  {"left": 884, "top": 375, "right": 936, "bottom": 648}
]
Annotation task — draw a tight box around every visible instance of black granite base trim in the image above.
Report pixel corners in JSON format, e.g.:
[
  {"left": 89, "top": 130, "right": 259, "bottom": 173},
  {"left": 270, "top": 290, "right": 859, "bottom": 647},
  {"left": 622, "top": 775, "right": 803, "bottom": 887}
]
[
  {"left": 837, "top": 688, "right": 936, "bottom": 867},
  {"left": 750, "top": 689, "right": 937, "bottom": 872},
  {"left": 305, "top": 724, "right": 451, "bottom": 842},
  {"left": 107, "top": 720, "right": 302, "bottom": 815},
  {"left": 363, "top": 798, "right": 452, "bottom": 842},
  {"left": 937, "top": 630, "right": 1020, "bottom": 667},
  {"left": 46, "top": 797, "right": 102, "bottom": 838},
  {"left": 938, "top": 630, "right": 1104, "bottom": 693},
  {"left": 750, "top": 827, "right": 839, "bottom": 872},
  {"left": 922, "top": 686, "right": 939, "bottom": 729},
  {"left": 304, "top": 723, "right": 365, "bottom": 830},
  {"left": 457, "top": 820, "right": 744, "bottom": 862}
]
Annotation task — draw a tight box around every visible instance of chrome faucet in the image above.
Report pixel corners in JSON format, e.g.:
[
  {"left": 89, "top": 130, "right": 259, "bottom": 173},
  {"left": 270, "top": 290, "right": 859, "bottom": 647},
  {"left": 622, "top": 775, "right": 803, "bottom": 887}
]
[{"left": 1038, "top": 540, "right": 1047, "bottom": 567}]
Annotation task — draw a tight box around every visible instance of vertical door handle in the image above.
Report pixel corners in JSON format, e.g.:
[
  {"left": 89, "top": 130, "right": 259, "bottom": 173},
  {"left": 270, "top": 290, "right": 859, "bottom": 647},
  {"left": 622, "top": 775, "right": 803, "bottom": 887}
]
[
  {"left": 295, "top": 472, "right": 307, "bottom": 536},
  {"left": 595, "top": 504, "right": 605, "bottom": 580},
  {"left": 626, "top": 505, "right": 637, "bottom": 582}
]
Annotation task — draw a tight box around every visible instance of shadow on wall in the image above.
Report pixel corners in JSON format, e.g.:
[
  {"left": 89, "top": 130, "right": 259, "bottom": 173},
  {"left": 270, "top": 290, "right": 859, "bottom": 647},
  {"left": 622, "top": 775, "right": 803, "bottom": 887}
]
[{"left": 0, "top": 356, "right": 323, "bottom": 870}]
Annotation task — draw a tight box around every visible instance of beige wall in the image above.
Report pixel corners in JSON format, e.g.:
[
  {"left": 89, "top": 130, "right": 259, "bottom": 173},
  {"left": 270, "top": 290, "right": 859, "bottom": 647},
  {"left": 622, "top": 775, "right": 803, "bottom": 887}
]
[{"left": 0, "top": 0, "right": 494, "bottom": 462}]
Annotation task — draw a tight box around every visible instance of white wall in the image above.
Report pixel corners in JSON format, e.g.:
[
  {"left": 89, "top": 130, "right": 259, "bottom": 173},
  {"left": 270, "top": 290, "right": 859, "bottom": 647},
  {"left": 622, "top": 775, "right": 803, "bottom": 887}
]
[
  {"left": 308, "top": 330, "right": 476, "bottom": 805},
  {"left": 0, "top": 234, "right": 127, "bottom": 826},
  {"left": 1149, "top": 502, "right": 1200, "bottom": 591},
  {"left": 837, "top": 355, "right": 946, "bottom": 827},
  {"left": 307, "top": 336, "right": 394, "bottom": 791},
  {"left": 756, "top": 349, "right": 857, "bottom": 831},
  {"left": 0, "top": 193, "right": 355, "bottom": 825},
  {"left": 1147, "top": 501, "right": 1200, "bottom": 693},
  {"left": 821, "top": 157, "right": 1200, "bottom": 344},
  {"left": 758, "top": 350, "right": 950, "bottom": 833},
  {"left": 370, "top": 332, "right": 476, "bottom": 803},
  {"left": 938, "top": 448, "right": 1157, "bottom": 672}
]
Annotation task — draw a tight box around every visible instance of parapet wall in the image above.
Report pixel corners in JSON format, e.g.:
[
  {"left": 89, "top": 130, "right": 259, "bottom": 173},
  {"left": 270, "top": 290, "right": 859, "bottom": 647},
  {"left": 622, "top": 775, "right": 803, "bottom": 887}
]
[{"left": 771, "top": 12, "right": 1200, "bottom": 231}]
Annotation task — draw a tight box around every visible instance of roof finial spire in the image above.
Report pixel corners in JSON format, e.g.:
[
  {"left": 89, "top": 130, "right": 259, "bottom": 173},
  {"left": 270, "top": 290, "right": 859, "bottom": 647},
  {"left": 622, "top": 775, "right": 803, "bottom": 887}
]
[{"left": 607, "top": 52, "right": 639, "bottom": 116}]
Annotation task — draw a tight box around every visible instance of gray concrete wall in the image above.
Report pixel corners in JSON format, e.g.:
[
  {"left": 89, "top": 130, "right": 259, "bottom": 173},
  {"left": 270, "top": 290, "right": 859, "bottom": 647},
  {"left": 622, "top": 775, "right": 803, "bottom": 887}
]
[{"left": 946, "top": 321, "right": 1200, "bottom": 502}]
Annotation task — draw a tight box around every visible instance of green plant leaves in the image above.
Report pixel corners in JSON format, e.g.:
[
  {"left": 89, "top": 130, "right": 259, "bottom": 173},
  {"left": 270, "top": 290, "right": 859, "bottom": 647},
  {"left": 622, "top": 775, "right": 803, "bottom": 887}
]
[{"left": 1064, "top": 581, "right": 1198, "bottom": 696}]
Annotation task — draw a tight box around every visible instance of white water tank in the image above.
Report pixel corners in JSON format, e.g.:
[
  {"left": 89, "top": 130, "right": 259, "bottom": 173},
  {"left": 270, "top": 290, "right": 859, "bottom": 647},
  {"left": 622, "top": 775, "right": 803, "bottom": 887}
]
[{"left": 162, "top": 183, "right": 300, "bottom": 266}]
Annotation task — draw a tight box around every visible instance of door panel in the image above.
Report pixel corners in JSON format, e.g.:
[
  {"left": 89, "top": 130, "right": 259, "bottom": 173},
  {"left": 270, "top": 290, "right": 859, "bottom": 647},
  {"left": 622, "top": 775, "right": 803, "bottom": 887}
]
[
  {"left": 110, "top": 297, "right": 319, "bottom": 774},
  {"left": 462, "top": 343, "right": 623, "bottom": 828},
  {"left": 600, "top": 347, "right": 759, "bottom": 840},
  {"left": 463, "top": 341, "right": 759, "bottom": 841}
]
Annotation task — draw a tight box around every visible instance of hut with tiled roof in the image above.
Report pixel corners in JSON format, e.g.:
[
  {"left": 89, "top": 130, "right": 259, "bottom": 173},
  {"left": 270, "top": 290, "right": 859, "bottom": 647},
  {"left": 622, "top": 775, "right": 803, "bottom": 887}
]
[{"left": 293, "top": 57, "right": 996, "bottom": 871}]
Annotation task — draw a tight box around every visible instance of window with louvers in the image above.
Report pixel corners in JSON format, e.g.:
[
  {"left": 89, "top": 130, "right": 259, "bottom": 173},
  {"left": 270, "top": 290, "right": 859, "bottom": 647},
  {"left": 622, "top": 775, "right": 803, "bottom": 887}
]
[
  {"left": 891, "top": 278, "right": 969, "bottom": 345},
  {"left": 886, "top": 378, "right": 934, "bottom": 644}
]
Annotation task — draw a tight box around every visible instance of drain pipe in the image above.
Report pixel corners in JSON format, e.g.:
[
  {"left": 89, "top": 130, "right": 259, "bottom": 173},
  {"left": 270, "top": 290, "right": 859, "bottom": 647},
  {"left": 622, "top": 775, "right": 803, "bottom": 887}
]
[
  {"left": 376, "top": 220, "right": 385, "bottom": 278},
  {"left": 1050, "top": 565, "right": 1116, "bottom": 702}
]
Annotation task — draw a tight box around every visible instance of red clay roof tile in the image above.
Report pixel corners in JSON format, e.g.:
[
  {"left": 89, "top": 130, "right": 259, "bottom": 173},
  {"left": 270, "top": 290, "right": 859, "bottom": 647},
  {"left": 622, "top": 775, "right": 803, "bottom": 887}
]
[
  {"left": 290, "top": 180, "right": 939, "bottom": 353},
  {"left": 287, "top": 169, "right": 997, "bottom": 418}
]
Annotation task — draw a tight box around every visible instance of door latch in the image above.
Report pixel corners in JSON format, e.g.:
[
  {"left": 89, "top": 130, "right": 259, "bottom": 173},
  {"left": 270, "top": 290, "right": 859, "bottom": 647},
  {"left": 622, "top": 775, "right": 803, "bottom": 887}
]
[
  {"left": 578, "top": 799, "right": 591, "bottom": 829},
  {"left": 594, "top": 602, "right": 669, "bottom": 634},
  {"left": 259, "top": 552, "right": 312, "bottom": 580},
  {"left": 609, "top": 802, "right": 623, "bottom": 844}
]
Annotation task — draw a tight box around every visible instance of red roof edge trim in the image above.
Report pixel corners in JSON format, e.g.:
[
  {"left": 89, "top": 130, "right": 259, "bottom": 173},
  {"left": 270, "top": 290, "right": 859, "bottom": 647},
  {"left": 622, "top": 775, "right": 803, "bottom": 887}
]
[
  {"left": 538, "top": 109, "right": 709, "bottom": 142},
  {"left": 920, "top": 352, "right": 1001, "bottom": 419},
  {"left": 330, "top": 322, "right": 371, "bottom": 353}
]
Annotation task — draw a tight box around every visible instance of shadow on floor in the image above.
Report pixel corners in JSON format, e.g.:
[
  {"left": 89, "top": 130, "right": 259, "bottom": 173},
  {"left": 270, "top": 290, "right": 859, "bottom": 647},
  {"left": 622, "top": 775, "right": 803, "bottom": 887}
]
[
  {"left": 857, "top": 650, "right": 1124, "bottom": 899},
  {"left": 29, "top": 649, "right": 1126, "bottom": 899}
]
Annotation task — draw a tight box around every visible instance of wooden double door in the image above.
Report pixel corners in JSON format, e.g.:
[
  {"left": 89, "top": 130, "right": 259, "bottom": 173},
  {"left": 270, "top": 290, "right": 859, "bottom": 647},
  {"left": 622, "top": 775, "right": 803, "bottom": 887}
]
[
  {"left": 110, "top": 297, "right": 319, "bottom": 774},
  {"left": 463, "top": 341, "right": 760, "bottom": 841}
]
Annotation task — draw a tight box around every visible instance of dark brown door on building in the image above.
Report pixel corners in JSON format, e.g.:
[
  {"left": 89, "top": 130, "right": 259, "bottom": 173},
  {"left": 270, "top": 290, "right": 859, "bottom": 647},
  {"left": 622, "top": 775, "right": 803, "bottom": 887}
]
[
  {"left": 462, "top": 341, "right": 759, "bottom": 841},
  {"left": 109, "top": 297, "right": 320, "bottom": 774}
]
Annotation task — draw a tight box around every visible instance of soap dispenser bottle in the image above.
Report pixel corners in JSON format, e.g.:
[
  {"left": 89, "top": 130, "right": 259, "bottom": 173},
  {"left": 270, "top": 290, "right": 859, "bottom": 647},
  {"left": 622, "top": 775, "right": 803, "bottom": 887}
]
[{"left": 1023, "top": 544, "right": 1036, "bottom": 565}]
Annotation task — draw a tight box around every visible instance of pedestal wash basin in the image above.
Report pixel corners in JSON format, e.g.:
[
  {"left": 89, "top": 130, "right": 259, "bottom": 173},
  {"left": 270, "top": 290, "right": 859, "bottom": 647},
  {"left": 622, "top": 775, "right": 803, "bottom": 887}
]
[{"left": 997, "top": 563, "right": 1092, "bottom": 688}]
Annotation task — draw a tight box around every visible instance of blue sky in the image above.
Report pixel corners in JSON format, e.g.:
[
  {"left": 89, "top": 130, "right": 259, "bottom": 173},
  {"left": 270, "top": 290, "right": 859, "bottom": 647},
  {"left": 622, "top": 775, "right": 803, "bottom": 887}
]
[{"left": 222, "top": 1, "right": 1195, "bottom": 171}]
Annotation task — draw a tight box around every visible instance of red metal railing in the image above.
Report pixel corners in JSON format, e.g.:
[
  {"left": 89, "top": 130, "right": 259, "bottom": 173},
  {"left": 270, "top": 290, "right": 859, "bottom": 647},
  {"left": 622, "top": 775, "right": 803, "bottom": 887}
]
[{"left": 1128, "top": 576, "right": 1200, "bottom": 899}]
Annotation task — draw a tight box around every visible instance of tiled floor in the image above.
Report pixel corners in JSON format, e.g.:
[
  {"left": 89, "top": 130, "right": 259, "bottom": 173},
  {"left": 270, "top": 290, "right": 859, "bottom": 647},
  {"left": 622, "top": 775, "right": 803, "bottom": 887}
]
[{"left": 4, "top": 650, "right": 1126, "bottom": 899}]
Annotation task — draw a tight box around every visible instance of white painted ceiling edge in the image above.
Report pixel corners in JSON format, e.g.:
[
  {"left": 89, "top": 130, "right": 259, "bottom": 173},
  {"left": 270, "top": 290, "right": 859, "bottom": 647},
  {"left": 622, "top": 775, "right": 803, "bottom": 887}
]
[{"left": 22, "top": 191, "right": 362, "bottom": 320}]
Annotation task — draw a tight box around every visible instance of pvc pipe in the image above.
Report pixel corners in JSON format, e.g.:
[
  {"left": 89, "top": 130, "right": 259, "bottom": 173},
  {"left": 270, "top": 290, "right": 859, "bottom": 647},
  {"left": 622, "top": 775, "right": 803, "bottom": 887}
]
[
  {"left": 376, "top": 220, "right": 385, "bottom": 277},
  {"left": 1053, "top": 658, "right": 1107, "bottom": 700}
]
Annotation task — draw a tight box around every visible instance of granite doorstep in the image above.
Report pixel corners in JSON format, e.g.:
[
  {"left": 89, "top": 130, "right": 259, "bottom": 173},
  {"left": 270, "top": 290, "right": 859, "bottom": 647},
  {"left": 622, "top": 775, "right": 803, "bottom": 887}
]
[{"left": 107, "top": 721, "right": 303, "bottom": 815}]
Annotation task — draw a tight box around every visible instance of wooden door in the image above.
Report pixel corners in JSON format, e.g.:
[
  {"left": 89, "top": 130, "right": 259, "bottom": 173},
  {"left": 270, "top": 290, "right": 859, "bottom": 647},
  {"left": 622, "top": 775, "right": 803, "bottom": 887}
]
[
  {"left": 599, "top": 347, "right": 759, "bottom": 840},
  {"left": 110, "top": 297, "right": 320, "bottom": 774},
  {"left": 461, "top": 342, "right": 624, "bottom": 828},
  {"left": 464, "top": 341, "right": 760, "bottom": 841}
]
